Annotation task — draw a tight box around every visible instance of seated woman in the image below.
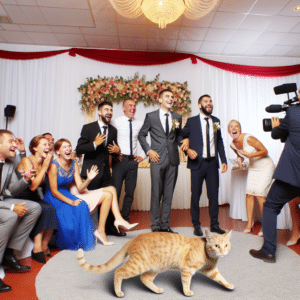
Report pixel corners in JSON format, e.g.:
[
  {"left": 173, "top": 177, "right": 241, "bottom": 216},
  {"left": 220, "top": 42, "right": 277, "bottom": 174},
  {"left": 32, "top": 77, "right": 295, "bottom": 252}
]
[
  {"left": 44, "top": 139, "right": 138, "bottom": 250},
  {"left": 17, "top": 136, "right": 58, "bottom": 263},
  {"left": 287, "top": 197, "right": 300, "bottom": 246},
  {"left": 228, "top": 120, "right": 275, "bottom": 236}
]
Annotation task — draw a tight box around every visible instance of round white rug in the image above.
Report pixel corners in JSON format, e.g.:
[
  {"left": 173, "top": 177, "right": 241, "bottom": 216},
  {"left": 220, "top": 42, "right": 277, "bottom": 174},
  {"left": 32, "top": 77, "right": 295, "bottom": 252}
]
[{"left": 36, "top": 228, "right": 300, "bottom": 299}]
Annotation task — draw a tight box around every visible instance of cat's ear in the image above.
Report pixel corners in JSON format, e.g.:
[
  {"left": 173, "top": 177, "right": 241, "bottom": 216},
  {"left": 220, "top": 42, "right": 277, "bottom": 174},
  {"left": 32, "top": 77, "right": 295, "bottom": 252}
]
[
  {"left": 204, "top": 229, "right": 214, "bottom": 242},
  {"left": 224, "top": 230, "right": 232, "bottom": 239}
]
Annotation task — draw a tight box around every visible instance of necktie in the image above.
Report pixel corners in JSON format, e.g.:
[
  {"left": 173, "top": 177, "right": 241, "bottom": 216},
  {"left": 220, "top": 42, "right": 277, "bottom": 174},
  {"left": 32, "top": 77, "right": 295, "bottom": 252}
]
[
  {"left": 165, "top": 113, "right": 169, "bottom": 136},
  {"left": 129, "top": 119, "right": 133, "bottom": 156},
  {"left": 103, "top": 126, "right": 108, "bottom": 145},
  {"left": 0, "top": 162, "right": 4, "bottom": 188},
  {"left": 204, "top": 117, "right": 211, "bottom": 159}
]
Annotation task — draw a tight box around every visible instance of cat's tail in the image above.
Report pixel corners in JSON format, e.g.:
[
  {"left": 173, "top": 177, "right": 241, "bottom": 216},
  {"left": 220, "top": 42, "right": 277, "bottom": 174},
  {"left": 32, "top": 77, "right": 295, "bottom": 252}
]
[{"left": 77, "top": 239, "right": 134, "bottom": 274}]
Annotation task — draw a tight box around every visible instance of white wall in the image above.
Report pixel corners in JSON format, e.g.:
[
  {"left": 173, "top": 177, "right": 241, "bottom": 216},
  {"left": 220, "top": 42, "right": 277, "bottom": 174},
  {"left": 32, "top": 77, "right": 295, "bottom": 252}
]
[{"left": 1, "top": 43, "right": 300, "bottom": 205}]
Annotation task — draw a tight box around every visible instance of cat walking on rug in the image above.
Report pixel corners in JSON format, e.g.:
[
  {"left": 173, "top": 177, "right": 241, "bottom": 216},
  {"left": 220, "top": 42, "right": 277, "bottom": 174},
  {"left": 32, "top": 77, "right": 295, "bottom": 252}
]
[{"left": 77, "top": 229, "right": 234, "bottom": 297}]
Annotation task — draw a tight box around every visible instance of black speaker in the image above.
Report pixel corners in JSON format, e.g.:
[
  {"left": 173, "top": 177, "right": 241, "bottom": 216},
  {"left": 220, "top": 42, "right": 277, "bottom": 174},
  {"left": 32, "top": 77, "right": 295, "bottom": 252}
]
[{"left": 4, "top": 105, "right": 16, "bottom": 118}]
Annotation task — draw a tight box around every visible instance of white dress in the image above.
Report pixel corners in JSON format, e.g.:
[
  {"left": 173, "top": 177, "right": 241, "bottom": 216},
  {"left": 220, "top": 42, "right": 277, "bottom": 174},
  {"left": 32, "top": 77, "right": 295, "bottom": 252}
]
[
  {"left": 69, "top": 183, "right": 103, "bottom": 213},
  {"left": 230, "top": 134, "right": 275, "bottom": 197}
]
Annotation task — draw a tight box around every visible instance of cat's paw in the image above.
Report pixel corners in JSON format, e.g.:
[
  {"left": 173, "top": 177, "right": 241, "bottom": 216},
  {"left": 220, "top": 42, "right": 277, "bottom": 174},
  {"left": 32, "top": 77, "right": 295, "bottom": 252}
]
[
  {"left": 115, "top": 290, "right": 124, "bottom": 298},
  {"left": 184, "top": 290, "right": 194, "bottom": 297}
]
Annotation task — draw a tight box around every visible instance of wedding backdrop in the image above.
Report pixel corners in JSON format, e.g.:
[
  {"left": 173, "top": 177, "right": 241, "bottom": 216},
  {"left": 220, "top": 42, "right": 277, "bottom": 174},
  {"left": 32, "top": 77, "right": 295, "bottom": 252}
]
[{"left": 1, "top": 44, "right": 300, "bottom": 227}]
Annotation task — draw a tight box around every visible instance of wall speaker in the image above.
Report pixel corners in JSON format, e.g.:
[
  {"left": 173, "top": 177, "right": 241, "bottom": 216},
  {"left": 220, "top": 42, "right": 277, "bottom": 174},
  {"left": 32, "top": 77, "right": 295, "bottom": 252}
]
[{"left": 4, "top": 105, "right": 16, "bottom": 118}]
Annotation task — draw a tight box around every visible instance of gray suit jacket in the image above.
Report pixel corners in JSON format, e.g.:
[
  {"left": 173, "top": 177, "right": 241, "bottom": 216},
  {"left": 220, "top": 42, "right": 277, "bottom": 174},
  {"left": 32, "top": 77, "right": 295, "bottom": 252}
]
[
  {"left": 138, "top": 109, "right": 182, "bottom": 166},
  {"left": 0, "top": 158, "right": 30, "bottom": 209}
]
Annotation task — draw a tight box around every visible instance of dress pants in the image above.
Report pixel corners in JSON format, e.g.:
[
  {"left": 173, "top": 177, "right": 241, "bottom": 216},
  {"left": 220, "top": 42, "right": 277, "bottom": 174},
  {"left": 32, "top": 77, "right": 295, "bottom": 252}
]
[
  {"left": 112, "top": 156, "right": 138, "bottom": 221},
  {"left": 190, "top": 158, "right": 219, "bottom": 229},
  {"left": 0, "top": 199, "right": 41, "bottom": 263},
  {"left": 150, "top": 155, "right": 178, "bottom": 231},
  {"left": 262, "top": 179, "right": 300, "bottom": 255}
]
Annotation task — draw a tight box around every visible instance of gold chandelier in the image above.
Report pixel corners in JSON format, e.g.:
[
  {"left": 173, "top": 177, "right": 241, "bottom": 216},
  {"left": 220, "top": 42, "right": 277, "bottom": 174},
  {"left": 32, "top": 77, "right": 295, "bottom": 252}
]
[{"left": 108, "top": 0, "right": 219, "bottom": 29}]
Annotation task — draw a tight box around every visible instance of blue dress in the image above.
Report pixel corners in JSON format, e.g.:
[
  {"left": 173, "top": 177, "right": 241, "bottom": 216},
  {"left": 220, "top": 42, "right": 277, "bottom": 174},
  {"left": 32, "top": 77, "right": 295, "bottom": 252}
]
[{"left": 44, "top": 160, "right": 96, "bottom": 251}]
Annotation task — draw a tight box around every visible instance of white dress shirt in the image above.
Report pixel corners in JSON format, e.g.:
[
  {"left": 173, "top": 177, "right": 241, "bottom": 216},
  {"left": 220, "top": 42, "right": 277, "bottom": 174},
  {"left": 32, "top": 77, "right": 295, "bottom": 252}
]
[
  {"left": 93, "top": 120, "right": 109, "bottom": 149},
  {"left": 159, "top": 108, "right": 172, "bottom": 133},
  {"left": 199, "top": 113, "right": 215, "bottom": 158},
  {"left": 111, "top": 116, "right": 143, "bottom": 156}
]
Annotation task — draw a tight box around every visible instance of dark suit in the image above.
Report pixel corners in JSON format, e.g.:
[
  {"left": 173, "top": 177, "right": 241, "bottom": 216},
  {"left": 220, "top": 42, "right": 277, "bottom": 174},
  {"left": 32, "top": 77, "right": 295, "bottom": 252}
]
[
  {"left": 76, "top": 120, "right": 118, "bottom": 231},
  {"left": 138, "top": 109, "right": 182, "bottom": 230},
  {"left": 262, "top": 105, "right": 300, "bottom": 255},
  {"left": 76, "top": 120, "right": 118, "bottom": 190},
  {"left": 0, "top": 158, "right": 42, "bottom": 264},
  {"left": 179, "top": 114, "right": 227, "bottom": 229}
]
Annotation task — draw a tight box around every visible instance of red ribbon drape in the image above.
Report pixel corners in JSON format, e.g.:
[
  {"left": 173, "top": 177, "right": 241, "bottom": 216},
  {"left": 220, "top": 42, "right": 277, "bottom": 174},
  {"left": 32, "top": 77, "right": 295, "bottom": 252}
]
[{"left": 0, "top": 48, "right": 299, "bottom": 78}]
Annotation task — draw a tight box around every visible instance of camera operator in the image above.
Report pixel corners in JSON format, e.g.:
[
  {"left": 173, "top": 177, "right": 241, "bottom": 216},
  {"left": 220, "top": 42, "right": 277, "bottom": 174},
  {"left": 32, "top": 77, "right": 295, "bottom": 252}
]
[{"left": 250, "top": 89, "right": 300, "bottom": 263}]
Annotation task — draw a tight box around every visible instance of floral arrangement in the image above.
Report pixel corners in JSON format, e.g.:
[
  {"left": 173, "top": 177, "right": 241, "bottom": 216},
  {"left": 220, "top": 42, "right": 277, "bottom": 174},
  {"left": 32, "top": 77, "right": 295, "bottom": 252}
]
[{"left": 78, "top": 74, "right": 191, "bottom": 115}]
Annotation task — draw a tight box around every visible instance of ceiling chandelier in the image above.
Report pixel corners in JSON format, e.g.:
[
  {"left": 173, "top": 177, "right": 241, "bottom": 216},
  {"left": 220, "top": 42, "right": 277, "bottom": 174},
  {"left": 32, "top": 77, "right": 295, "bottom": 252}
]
[{"left": 108, "top": 0, "right": 219, "bottom": 29}]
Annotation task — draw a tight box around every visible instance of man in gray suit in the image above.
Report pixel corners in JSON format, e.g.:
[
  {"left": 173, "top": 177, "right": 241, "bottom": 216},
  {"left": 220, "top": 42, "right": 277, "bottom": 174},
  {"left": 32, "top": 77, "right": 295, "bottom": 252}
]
[
  {"left": 0, "top": 130, "right": 41, "bottom": 293},
  {"left": 138, "top": 89, "right": 182, "bottom": 233}
]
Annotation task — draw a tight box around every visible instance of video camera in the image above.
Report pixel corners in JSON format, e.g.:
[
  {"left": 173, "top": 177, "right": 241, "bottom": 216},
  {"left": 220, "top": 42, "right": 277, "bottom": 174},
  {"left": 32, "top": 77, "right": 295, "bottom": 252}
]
[{"left": 263, "top": 83, "right": 299, "bottom": 132}]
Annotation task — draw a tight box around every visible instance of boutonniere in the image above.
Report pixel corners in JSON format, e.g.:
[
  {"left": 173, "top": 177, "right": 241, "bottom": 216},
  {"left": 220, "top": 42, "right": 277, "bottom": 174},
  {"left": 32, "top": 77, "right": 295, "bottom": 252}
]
[
  {"left": 213, "top": 122, "right": 221, "bottom": 133},
  {"left": 172, "top": 119, "right": 180, "bottom": 131}
]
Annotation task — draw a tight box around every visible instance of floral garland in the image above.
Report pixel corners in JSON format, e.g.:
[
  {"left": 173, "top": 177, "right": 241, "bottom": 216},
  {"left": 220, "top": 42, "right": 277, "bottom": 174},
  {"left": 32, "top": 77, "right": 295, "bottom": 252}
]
[{"left": 78, "top": 74, "right": 191, "bottom": 115}]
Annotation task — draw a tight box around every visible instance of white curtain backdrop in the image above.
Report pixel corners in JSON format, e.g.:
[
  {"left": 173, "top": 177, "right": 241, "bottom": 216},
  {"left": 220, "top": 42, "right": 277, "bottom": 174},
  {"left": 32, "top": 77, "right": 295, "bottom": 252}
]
[{"left": 1, "top": 44, "right": 300, "bottom": 208}]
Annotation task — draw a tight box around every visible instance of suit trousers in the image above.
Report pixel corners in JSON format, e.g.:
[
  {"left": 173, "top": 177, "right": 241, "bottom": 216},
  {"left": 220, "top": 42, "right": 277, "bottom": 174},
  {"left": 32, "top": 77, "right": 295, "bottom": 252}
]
[
  {"left": 112, "top": 157, "right": 139, "bottom": 221},
  {"left": 262, "top": 179, "right": 300, "bottom": 255},
  {"left": 150, "top": 156, "right": 178, "bottom": 230},
  {"left": 190, "top": 158, "right": 219, "bottom": 229},
  {"left": 0, "top": 199, "right": 41, "bottom": 263}
]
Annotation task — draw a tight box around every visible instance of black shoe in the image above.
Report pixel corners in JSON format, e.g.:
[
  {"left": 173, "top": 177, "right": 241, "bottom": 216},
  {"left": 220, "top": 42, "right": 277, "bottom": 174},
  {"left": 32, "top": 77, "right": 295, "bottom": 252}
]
[
  {"left": 160, "top": 227, "right": 178, "bottom": 234},
  {"left": 152, "top": 228, "right": 160, "bottom": 232},
  {"left": 31, "top": 250, "right": 46, "bottom": 264},
  {"left": 249, "top": 248, "right": 276, "bottom": 263},
  {"left": 0, "top": 279, "right": 12, "bottom": 293},
  {"left": 194, "top": 227, "right": 203, "bottom": 236},
  {"left": 210, "top": 226, "right": 226, "bottom": 234},
  {"left": 2, "top": 254, "right": 31, "bottom": 273},
  {"left": 107, "top": 226, "right": 126, "bottom": 237}
]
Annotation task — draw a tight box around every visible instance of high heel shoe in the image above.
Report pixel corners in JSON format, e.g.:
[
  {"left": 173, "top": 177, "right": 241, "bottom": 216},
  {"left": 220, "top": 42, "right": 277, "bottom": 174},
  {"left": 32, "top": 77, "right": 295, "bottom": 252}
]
[
  {"left": 243, "top": 222, "right": 254, "bottom": 234},
  {"left": 114, "top": 220, "right": 139, "bottom": 233},
  {"left": 94, "top": 230, "right": 115, "bottom": 246},
  {"left": 31, "top": 250, "right": 46, "bottom": 264},
  {"left": 287, "top": 235, "right": 300, "bottom": 246}
]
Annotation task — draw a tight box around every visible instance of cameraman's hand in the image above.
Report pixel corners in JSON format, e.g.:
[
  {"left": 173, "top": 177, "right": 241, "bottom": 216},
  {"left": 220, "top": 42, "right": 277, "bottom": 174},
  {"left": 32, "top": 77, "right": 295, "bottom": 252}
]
[{"left": 271, "top": 117, "right": 280, "bottom": 128}]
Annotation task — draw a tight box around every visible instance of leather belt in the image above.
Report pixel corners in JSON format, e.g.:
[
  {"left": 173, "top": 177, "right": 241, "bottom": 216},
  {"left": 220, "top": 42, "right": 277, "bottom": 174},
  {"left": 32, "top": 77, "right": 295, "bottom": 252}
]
[
  {"left": 203, "top": 157, "right": 215, "bottom": 162},
  {"left": 121, "top": 154, "right": 135, "bottom": 159}
]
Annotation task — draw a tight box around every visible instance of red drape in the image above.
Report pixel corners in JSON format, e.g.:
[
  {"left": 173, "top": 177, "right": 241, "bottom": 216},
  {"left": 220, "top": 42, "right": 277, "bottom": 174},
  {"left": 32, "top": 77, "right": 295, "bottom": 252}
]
[{"left": 0, "top": 48, "right": 299, "bottom": 78}]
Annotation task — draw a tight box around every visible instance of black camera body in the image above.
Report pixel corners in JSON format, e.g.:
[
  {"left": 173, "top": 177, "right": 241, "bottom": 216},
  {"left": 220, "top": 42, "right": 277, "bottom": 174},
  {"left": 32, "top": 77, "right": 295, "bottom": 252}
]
[{"left": 263, "top": 83, "right": 299, "bottom": 132}]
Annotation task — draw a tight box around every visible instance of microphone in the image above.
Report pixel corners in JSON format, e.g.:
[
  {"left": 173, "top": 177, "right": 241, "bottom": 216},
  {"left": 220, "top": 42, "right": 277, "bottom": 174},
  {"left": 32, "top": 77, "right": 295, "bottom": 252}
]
[{"left": 265, "top": 105, "right": 288, "bottom": 113}]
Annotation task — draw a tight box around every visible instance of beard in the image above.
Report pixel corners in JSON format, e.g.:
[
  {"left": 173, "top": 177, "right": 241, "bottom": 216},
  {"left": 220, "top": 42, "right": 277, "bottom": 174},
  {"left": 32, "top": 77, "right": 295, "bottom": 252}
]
[
  {"left": 201, "top": 105, "right": 213, "bottom": 116},
  {"left": 101, "top": 115, "right": 111, "bottom": 125}
]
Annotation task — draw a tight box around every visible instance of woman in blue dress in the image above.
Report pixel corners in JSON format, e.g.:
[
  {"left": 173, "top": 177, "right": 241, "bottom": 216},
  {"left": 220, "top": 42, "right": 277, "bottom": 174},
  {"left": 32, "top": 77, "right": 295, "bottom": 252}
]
[{"left": 44, "top": 139, "right": 138, "bottom": 251}]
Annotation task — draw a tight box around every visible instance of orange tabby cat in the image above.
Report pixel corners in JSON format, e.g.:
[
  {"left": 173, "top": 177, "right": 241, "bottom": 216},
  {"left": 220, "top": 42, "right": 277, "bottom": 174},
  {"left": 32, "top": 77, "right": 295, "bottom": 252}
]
[{"left": 77, "top": 229, "right": 234, "bottom": 297}]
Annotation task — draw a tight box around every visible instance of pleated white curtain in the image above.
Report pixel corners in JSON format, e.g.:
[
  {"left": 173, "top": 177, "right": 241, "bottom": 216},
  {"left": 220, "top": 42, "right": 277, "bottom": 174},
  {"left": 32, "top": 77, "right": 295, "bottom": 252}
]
[{"left": 1, "top": 44, "right": 300, "bottom": 207}]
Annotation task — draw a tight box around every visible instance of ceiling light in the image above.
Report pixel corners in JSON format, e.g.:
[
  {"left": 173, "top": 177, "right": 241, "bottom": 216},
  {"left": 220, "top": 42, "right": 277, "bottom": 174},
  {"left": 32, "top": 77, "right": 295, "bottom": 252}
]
[
  {"left": 294, "top": 5, "right": 300, "bottom": 11},
  {"left": 109, "top": 0, "right": 219, "bottom": 29}
]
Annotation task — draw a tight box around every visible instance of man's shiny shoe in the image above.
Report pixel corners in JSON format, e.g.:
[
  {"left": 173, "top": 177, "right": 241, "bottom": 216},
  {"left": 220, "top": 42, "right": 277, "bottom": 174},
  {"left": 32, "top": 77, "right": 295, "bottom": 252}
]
[
  {"left": 0, "top": 279, "right": 12, "bottom": 293},
  {"left": 152, "top": 228, "right": 160, "bottom": 232},
  {"left": 107, "top": 226, "right": 126, "bottom": 237},
  {"left": 194, "top": 227, "right": 203, "bottom": 236},
  {"left": 249, "top": 248, "right": 276, "bottom": 263},
  {"left": 210, "top": 226, "right": 226, "bottom": 234},
  {"left": 2, "top": 254, "right": 31, "bottom": 272},
  {"left": 160, "top": 227, "right": 178, "bottom": 234}
]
